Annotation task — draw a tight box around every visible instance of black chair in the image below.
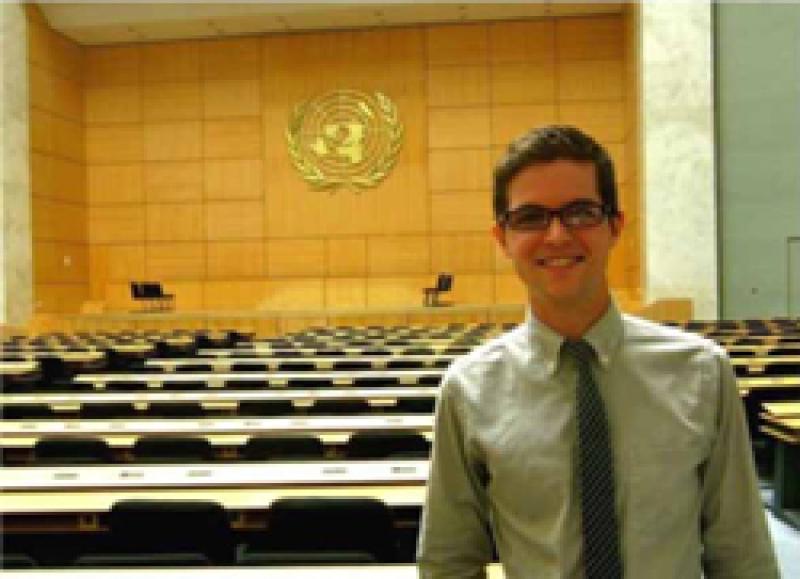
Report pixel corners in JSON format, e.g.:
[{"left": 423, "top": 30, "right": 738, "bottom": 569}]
[
  {"left": 346, "top": 431, "right": 430, "bottom": 459},
  {"left": 391, "top": 397, "right": 436, "bottom": 414},
  {"left": 1, "top": 553, "right": 37, "bottom": 568},
  {"left": 146, "top": 402, "right": 205, "bottom": 418},
  {"left": 238, "top": 400, "right": 295, "bottom": 417},
  {"left": 132, "top": 436, "right": 213, "bottom": 462},
  {"left": 306, "top": 399, "right": 372, "bottom": 415},
  {"left": 85, "top": 499, "right": 234, "bottom": 565},
  {"left": 80, "top": 402, "right": 139, "bottom": 419},
  {"left": 423, "top": 273, "right": 453, "bottom": 307},
  {"left": 33, "top": 437, "right": 113, "bottom": 465},
  {"left": 242, "top": 435, "right": 325, "bottom": 461},
  {"left": 2, "top": 403, "right": 54, "bottom": 419},
  {"left": 236, "top": 497, "right": 397, "bottom": 565},
  {"left": 142, "top": 282, "right": 174, "bottom": 311},
  {"left": 74, "top": 553, "right": 211, "bottom": 567}
]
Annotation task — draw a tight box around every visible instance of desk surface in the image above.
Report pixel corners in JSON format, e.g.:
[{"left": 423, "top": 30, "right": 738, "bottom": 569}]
[
  {"left": 0, "top": 564, "right": 507, "bottom": 578},
  {"left": 0, "top": 414, "right": 434, "bottom": 447},
  {"left": 0, "top": 385, "right": 438, "bottom": 406},
  {"left": 146, "top": 354, "right": 456, "bottom": 371}
]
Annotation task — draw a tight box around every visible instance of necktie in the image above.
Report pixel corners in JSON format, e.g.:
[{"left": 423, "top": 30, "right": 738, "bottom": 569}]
[{"left": 563, "top": 340, "right": 623, "bottom": 579}]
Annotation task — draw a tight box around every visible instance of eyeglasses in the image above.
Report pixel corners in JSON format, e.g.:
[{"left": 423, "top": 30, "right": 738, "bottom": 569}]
[{"left": 499, "top": 200, "right": 611, "bottom": 232}]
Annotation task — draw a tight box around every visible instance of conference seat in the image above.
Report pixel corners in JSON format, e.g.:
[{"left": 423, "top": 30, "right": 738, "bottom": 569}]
[
  {"left": 306, "top": 399, "right": 373, "bottom": 415},
  {"left": 225, "top": 378, "right": 269, "bottom": 390},
  {"left": 33, "top": 437, "right": 113, "bottom": 465},
  {"left": 173, "top": 363, "right": 214, "bottom": 373},
  {"left": 390, "top": 397, "right": 436, "bottom": 414},
  {"left": 145, "top": 402, "right": 206, "bottom": 418},
  {"left": 242, "top": 435, "right": 325, "bottom": 461},
  {"left": 76, "top": 499, "right": 233, "bottom": 566},
  {"left": 132, "top": 436, "right": 213, "bottom": 462},
  {"left": 346, "top": 431, "right": 430, "bottom": 459},
  {"left": 230, "top": 362, "right": 269, "bottom": 371},
  {"left": 104, "top": 380, "right": 147, "bottom": 392},
  {"left": 2, "top": 403, "right": 54, "bottom": 419},
  {"left": 80, "top": 402, "right": 139, "bottom": 419},
  {"left": 74, "top": 553, "right": 211, "bottom": 567},
  {"left": 236, "top": 497, "right": 397, "bottom": 565},
  {"left": 161, "top": 380, "right": 207, "bottom": 391},
  {"left": 238, "top": 400, "right": 296, "bottom": 417},
  {"left": 1, "top": 553, "right": 38, "bottom": 568}
]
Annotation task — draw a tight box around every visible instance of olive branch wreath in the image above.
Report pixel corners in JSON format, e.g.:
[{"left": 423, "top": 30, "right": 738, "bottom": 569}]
[{"left": 286, "top": 91, "right": 404, "bottom": 191}]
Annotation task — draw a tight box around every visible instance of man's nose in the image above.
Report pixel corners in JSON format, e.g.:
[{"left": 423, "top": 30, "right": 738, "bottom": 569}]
[{"left": 542, "top": 215, "right": 572, "bottom": 242}]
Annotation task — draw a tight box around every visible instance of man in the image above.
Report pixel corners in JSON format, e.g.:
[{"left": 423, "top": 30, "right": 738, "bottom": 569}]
[{"left": 417, "top": 125, "right": 778, "bottom": 578}]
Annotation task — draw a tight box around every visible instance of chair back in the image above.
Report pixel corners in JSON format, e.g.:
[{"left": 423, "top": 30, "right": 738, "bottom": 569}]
[
  {"left": 346, "top": 430, "right": 430, "bottom": 459},
  {"left": 436, "top": 273, "right": 453, "bottom": 292},
  {"left": 242, "top": 435, "right": 325, "bottom": 461}
]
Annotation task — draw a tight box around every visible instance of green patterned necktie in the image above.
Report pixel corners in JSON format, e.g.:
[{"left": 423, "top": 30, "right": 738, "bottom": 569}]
[{"left": 563, "top": 339, "right": 623, "bottom": 579}]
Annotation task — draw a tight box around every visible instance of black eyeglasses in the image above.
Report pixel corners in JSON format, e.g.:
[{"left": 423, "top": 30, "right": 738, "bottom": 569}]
[{"left": 499, "top": 200, "right": 612, "bottom": 232}]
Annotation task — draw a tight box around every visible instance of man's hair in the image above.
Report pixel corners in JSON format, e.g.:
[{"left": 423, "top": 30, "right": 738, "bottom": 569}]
[{"left": 493, "top": 125, "right": 620, "bottom": 222}]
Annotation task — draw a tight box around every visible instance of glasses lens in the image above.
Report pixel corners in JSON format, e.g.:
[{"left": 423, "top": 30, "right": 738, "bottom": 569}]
[
  {"left": 561, "top": 202, "right": 604, "bottom": 228},
  {"left": 507, "top": 206, "right": 549, "bottom": 230}
]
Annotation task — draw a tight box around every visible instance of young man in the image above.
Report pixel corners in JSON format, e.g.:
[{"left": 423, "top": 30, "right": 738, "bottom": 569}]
[{"left": 417, "top": 126, "right": 778, "bottom": 578}]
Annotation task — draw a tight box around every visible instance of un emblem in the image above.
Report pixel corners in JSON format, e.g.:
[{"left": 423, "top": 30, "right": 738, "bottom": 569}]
[{"left": 286, "top": 90, "right": 403, "bottom": 190}]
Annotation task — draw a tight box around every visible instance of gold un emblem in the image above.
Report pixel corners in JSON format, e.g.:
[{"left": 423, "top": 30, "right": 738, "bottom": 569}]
[{"left": 287, "top": 90, "right": 403, "bottom": 190}]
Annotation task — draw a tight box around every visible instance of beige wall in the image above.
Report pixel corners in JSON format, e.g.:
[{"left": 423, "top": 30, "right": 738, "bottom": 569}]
[
  {"left": 32, "top": 12, "right": 640, "bottom": 314},
  {"left": 27, "top": 6, "right": 88, "bottom": 314}
]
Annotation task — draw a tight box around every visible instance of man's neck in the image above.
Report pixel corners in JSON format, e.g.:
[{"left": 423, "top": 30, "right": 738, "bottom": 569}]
[{"left": 529, "top": 293, "right": 612, "bottom": 341}]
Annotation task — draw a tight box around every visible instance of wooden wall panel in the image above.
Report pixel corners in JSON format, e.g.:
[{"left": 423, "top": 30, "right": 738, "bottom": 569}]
[
  {"left": 88, "top": 164, "right": 143, "bottom": 205},
  {"left": 144, "top": 161, "right": 203, "bottom": 203},
  {"left": 28, "top": 12, "right": 89, "bottom": 315},
  {"left": 143, "top": 121, "right": 202, "bottom": 160},
  {"left": 267, "top": 239, "right": 326, "bottom": 277},
  {"left": 142, "top": 83, "right": 202, "bottom": 121},
  {"left": 327, "top": 238, "right": 367, "bottom": 277},
  {"left": 367, "top": 237, "right": 430, "bottom": 275},
  {"left": 145, "top": 243, "right": 205, "bottom": 280},
  {"left": 84, "top": 86, "right": 141, "bottom": 124},
  {"left": 207, "top": 241, "right": 265, "bottom": 278},
  {"left": 325, "top": 278, "right": 367, "bottom": 308},
  {"left": 79, "top": 12, "right": 640, "bottom": 313},
  {"left": 203, "top": 79, "right": 261, "bottom": 118},
  {"left": 205, "top": 201, "right": 264, "bottom": 241},
  {"left": 204, "top": 160, "right": 263, "bottom": 200},
  {"left": 146, "top": 204, "right": 204, "bottom": 242}
]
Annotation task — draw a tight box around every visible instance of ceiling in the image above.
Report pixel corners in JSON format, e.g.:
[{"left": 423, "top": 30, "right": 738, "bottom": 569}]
[{"left": 35, "top": 2, "right": 624, "bottom": 46}]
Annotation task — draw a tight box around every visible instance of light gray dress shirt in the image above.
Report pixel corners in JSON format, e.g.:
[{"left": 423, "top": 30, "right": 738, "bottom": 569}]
[{"left": 417, "top": 303, "right": 779, "bottom": 578}]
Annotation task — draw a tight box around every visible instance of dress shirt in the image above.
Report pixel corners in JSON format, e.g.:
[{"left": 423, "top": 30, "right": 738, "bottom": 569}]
[{"left": 417, "top": 302, "right": 778, "bottom": 579}]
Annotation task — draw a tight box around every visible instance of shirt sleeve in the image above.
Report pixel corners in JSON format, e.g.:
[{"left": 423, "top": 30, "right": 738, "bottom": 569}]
[
  {"left": 700, "top": 351, "right": 780, "bottom": 578},
  {"left": 417, "top": 367, "right": 493, "bottom": 579}
]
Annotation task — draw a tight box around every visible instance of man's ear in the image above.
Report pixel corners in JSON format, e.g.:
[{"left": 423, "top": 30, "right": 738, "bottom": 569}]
[
  {"left": 608, "top": 211, "right": 625, "bottom": 242},
  {"left": 492, "top": 223, "right": 510, "bottom": 256}
]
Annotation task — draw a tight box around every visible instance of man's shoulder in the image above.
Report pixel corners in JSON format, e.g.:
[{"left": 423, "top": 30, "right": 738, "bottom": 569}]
[
  {"left": 621, "top": 313, "right": 726, "bottom": 357},
  {"left": 447, "top": 323, "right": 525, "bottom": 373}
]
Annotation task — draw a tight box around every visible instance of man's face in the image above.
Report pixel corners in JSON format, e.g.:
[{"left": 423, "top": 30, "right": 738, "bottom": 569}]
[{"left": 493, "top": 159, "right": 623, "bottom": 311}]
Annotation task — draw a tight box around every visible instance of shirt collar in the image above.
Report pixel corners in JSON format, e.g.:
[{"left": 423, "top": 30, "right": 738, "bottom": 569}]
[{"left": 523, "top": 300, "right": 624, "bottom": 376}]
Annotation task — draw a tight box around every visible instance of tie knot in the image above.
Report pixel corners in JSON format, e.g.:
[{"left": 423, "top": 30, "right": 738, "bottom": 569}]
[{"left": 562, "top": 339, "right": 595, "bottom": 363}]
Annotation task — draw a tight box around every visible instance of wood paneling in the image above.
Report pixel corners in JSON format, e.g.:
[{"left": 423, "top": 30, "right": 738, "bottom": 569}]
[
  {"left": 142, "top": 83, "right": 202, "bottom": 121},
  {"left": 488, "top": 20, "right": 555, "bottom": 63},
  {"left": 267, "top": 239, "right": 326, "bottom": 277},
  {"left": 144, "top": 161, "right": 203, "bottom": 203},
  {"left": 146, "top": 204, "right": 204, "bottom": 242},
  {"left": 77, "top": 12, "right": 640, "bottom": 313},
  {"left": 86, "top": 125, "right": 143, "bottom": 163},
  {"left": 204, "top": 159, "right": 263, "bottom": 200},
  {"left": 427, "top": 24, "right": 488, "bottom": 66},
  {"left": 203, "top": 79, "right": 261, "bottom": 118},
  {"left": 143, "top": 121, "right": 202, "bottom": 161},
  {"left": 85, "top": 86, "right": 141, "bottom": 124},
  {"left": 207, "top": 241, "right": 265, "bottom": 279},
  {"left": 205, "top": 201, "right": 265, "bottom": 241},
  {"left": 145, "top": 243, "right": 205, "bottom": 280},
  {"left": 141, "top": 41, "right": 200, "bottom": 83},
  {"left": 327, "top": 238, "right": 367, "bottom": 277},
  {"left": 430, "top": 192, "right": 493, "bottom": 233},
  {"left": 429, "top": 148, "right": 493, "bottom": 192},
  {"left": 203, "top": 118, "right": 261, "bottom": 158},
  {"left": 88, "top": 164, "right": 143, "bottom": 205}
]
